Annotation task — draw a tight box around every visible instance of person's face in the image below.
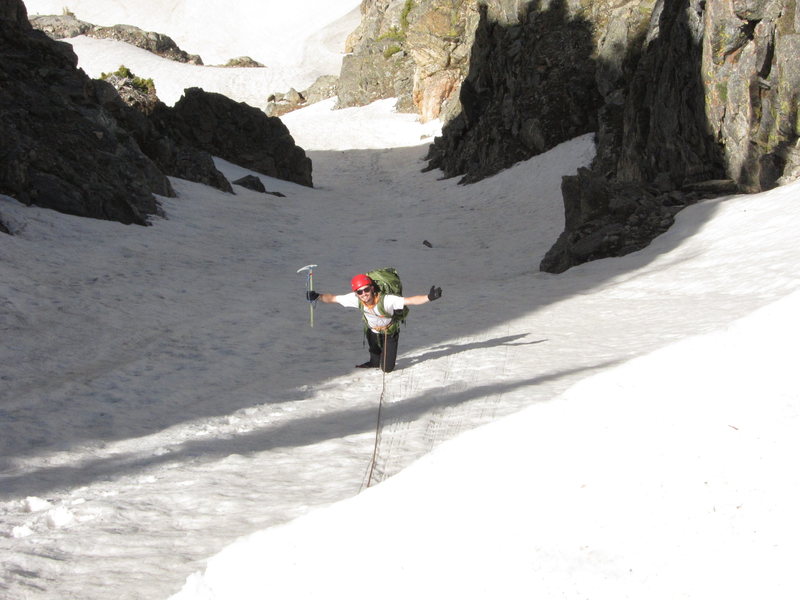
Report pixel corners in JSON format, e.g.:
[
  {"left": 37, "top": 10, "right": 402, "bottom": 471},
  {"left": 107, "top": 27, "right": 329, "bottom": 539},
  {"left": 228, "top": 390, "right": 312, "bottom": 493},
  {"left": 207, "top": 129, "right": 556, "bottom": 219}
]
[{"left": 355, "top": 285, "right": 374, "bottom": 301}]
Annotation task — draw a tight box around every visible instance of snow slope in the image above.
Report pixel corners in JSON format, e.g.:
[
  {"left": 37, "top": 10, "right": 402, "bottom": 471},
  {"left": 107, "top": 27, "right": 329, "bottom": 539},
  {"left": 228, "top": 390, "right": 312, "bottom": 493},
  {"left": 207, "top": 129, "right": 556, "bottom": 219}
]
[
  {"left": 25, "top": 0, "right": 361, "bottom": 66},
  {"left": 25, "top": 0, "right": 361, "bottom": 107},
  {"left": 2, "top": 2, "right": 799, "bottom": 599}
]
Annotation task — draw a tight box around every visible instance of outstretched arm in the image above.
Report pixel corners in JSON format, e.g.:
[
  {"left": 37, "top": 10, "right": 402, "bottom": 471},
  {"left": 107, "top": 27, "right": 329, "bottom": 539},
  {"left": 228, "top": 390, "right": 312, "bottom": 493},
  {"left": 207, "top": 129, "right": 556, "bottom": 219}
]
[{"left": 404, "top": 286, "right": 442, "bottom": 306}]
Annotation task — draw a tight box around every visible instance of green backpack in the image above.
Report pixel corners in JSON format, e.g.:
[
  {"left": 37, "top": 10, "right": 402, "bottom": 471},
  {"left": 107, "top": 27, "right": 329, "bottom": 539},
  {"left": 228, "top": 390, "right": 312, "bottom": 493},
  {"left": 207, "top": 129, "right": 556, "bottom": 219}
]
[{"left": 361, "top": 267, "right": 409, "bottom": 335}]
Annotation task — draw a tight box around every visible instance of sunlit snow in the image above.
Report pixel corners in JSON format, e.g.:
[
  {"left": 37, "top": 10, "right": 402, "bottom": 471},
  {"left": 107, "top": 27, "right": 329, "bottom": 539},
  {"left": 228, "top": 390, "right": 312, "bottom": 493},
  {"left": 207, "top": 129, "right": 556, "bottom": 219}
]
[{"left": 2, "top": 2, "right": 799, "bottom": 599}]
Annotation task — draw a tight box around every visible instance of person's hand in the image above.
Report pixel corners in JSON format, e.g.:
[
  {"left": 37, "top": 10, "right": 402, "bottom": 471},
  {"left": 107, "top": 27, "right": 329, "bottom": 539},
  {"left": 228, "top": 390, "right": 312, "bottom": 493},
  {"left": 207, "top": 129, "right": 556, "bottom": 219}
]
[
  {"left": 427, "top": 286, "right": 442, "bottom": 301},
  {"left": 306, "top": 290, "right": 320, "bottom": 302}
]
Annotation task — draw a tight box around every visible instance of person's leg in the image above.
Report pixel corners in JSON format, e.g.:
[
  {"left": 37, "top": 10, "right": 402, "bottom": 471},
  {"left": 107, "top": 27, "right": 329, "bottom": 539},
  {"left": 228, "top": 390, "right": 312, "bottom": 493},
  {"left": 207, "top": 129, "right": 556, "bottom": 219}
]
[
  {"left": 357, "top": 330, "right": 382, "bottom": 368},
  {"left": 379, "top": 332, "right": 399, "bottom": 372}
]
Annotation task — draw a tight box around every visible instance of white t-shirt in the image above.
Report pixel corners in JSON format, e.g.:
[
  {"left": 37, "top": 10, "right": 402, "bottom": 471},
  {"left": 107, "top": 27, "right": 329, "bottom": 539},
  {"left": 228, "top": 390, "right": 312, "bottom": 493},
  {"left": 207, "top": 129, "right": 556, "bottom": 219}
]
[{"left": 335, "top": 292, "right": 406, "bottom": 332}]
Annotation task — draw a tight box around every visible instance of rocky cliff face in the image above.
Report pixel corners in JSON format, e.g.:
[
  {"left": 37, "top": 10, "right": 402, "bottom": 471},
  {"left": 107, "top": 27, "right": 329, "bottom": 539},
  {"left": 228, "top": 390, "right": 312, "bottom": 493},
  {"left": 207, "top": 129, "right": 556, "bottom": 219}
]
[
  {"left": 425, "top": 0, "right": 605, "bottom": 182},
  {"left": 541, "top": 0, "right": 800, "bottom": 272},
  {"left": 1, "top": 0, "right": 312, "bottom": 232},
  {"left": 151, "top": 88, "right": 313, "bottom": 188},
  {"left": 0, "top": 0, "right": 172, "bottom": 225},
  {"left": 338, "top": 0, "right": 800, "bottom": 272},
  {"left": 338, "top": 0, "right": 477, "bottom": 120}
]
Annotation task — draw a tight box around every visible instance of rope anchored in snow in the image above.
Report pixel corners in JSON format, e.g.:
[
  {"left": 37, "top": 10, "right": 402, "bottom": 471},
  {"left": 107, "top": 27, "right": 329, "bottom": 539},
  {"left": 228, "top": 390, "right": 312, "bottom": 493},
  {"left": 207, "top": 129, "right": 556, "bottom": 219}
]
[{"left": 362, "top": 330, "right": 390, "bottom": 490}]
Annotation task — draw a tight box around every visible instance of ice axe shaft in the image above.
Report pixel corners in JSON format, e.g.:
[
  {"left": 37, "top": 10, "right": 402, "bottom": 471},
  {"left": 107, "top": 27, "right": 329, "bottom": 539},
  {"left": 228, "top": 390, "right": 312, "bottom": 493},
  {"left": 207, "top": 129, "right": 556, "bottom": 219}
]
[{"left": 297, "top": 264, "right": 318, "bottom": 327}]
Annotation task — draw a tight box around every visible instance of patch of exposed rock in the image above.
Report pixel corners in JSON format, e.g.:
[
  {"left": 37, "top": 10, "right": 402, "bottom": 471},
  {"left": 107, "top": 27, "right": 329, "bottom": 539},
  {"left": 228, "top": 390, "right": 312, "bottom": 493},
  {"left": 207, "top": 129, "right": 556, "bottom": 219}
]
[
  {"left": 232, "top": 174, "right": 286, "bottom": 197},
  {"left": 1, "top": 0, "right": 314, "bottom": 233},
  {"left": 337, "top": 0, "right": 476, "bottom": 120},
  {"left": 101, "top": 71, "right": 160, "bottom": 115},
  {"left": 29, "top": 14, "right": 203, "bottom": 64},
  {"left": 219, "top": 56, "right": 264, "bottom": 68},
  {"left": 265, "top": 75, "right": 338, "bottom": 117},
  {"left": 1, "top": 0, "right": 173, "bottom": 226},
  {"left": 151, "top": 87, "right": 313, "bottom": 188},
  {"left": 540, "top": 0, "right": 800, "bottom": 272}
]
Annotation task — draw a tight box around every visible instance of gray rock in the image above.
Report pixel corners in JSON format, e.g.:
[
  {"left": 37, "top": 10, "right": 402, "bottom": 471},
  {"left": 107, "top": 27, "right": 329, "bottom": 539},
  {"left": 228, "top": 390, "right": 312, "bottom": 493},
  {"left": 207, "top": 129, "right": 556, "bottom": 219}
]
[
  {"left": 93, "top": 79, "right": 233, "bottom": 194},
  {"left": 1, "top": 0, "right": 173, "bottom": 226},
  {"left": 266, "top": 75, "right": 339, "bottom": 118},
  {"left": 424, "top": 1, "right": 603, "bottom": 183},
  {"left": 159, "top": 87, "right": 313, "bottom": 188},
  {"left": 542, "top": 0, "right": 800, "bottom": 272},
  {"left": 220, "top": 56, "right": 264, "bottom": 67},
  {"left": 232, "top": 175, "right": 266, "bottom": 192},
  {"left": 337, "top": 0, "right": 475, "bottom": 118},
  {"left": 28, "top": 13, "right": 91, "bottom": 38},
  {"left": 29, "top": 14, "right": 203, "bottom": 64}
]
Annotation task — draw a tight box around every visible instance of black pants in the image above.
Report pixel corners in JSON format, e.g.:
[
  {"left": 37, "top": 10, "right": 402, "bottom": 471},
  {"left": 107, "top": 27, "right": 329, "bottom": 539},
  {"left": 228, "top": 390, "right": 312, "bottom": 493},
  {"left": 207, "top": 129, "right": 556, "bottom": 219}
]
[{"left": 366, "top": 330, "right": 399, "bottom": 372}]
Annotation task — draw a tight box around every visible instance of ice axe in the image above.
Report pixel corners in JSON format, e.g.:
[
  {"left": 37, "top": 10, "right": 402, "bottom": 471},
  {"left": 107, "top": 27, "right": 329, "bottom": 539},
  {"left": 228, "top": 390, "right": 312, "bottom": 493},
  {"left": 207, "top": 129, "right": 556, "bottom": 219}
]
[{"left": 297, "top": 264, "right": 318, "bottom": 327}]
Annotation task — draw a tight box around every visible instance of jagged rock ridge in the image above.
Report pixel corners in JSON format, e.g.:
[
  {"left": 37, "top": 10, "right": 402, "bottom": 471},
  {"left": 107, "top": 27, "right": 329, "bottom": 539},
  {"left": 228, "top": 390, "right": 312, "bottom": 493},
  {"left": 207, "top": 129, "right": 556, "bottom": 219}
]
[
  {"left": 0, "top": 0, "right": 171, "bottom": 225},
  {"left": 1, "top": 0, "right": 312, "bottom": 232},
  {"left": 29, "top": 13, "right": 203, "bottom": 64},
  {"left": 338, "top": 0, "right": 477, "bottom": 121},
  {"left": 541, "top": 0, "right": 800, "bottom": 272},
  {"left": 151, "top": 87, "right": 313, "bottom": 188},
  {"left": 334, "top": 0, "right": 800, "bottom": 272}
]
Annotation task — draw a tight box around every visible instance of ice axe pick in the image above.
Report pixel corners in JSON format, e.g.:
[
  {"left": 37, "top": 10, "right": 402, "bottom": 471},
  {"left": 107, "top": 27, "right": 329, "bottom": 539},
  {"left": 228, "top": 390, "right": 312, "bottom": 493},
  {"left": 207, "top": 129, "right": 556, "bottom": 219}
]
[{"left": 297, "top": 264, "right": 318, "bottom": 327}]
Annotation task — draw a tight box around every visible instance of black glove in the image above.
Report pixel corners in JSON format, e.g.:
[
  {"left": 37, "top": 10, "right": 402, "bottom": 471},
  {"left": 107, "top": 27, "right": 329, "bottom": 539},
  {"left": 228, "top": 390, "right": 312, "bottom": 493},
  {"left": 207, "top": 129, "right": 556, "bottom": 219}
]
[
  {"left": 427, "top": 286, "right": 442, "bottom": 301},
  {"left": 306, "top": 290, "right": 320, "bottom": 302}
]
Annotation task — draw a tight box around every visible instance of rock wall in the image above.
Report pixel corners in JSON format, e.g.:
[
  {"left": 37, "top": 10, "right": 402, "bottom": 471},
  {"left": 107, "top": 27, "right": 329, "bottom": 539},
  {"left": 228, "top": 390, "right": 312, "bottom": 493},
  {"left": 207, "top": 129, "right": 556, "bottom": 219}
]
[
  {"left": 153, "top": 88, "right": 313, "bottom": 188},
  {"left": 338, "top": 0, "right": 477, "bottom": 120},
  {"left": 702, "top": 0, "right": 800, "bottom": 191},
  {"left": 1, "top": 0, "right": 313, "bottom": 232},
  {"left": 541, "top": 0, "right": 800, "bottom": 272},
  {"left": 338, "top": 0, "right": 800, "bottom": 272},
  {"left": 425, "top": 0, "right": 605, "bottom": 182},
  {"left": 0, "top": 0, "right": 172, "bottom": 226}
]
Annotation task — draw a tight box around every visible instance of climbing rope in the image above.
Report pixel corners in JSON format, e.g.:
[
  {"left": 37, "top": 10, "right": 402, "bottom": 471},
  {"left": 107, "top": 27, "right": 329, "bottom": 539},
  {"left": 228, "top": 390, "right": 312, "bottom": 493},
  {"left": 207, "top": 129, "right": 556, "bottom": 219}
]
[{"left": 361, "top": 330, "right": 390, "bottom": 490}]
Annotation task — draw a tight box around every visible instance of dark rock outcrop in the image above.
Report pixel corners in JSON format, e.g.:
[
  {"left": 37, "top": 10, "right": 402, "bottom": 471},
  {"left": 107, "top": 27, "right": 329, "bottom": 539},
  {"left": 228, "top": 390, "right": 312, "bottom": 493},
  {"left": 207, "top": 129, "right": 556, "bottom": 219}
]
[
  {"left": 152, "top": 87, "right": 313, "bottom": 187},
  {"left": 2, "top": 0, "right": 315, "bottom": 232},
  {"left": 232, "top": 175, "right": 266, "bottom": 192},
  {"left": 29, "top": 14, "right": 203, "bottom": 64},
  {"left": 425, "top": 0, "right": 603, "bottom": 183},
  {"left": 345, "top": 0, "right": 798, "bottom": 273},
  {"left": 229, "top": 175, "right": 288, "bottom": 196},
  {"left": 541, "top": 0, "right": 800, "bottom": 272},
  {"left": 266, "top": 75, "right": 339, "bottom": 117},
  {"left": 100, "top": 70, "right": 160, "bottom": 114},
  {"left": 0, "top": 0, "right": 173, "bottom": 226},
  {"left": 93, "top": 77, "right": 233, "bottom": 193},
  {"left": 539, "top": 168, "right": 720, "bottom": 273}
]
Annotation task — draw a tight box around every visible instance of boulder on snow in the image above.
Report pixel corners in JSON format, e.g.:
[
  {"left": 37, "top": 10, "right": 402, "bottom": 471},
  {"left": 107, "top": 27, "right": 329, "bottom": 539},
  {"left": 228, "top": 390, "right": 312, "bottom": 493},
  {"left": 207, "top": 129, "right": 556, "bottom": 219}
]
[
  {"left": 265, "top": 75, "right": 339, "bottom": 117},
  {"left": 30, "top": 14, "right": 203, "bottom": 64},
  {"left": 232, "top": 175, "right": 266, "bottom": 192},
  {"left": 92, "top": 79, "right": 234, "bottom": 194},
  {"left": 157, "top": 87, "right": 313, "bottom": 188}
]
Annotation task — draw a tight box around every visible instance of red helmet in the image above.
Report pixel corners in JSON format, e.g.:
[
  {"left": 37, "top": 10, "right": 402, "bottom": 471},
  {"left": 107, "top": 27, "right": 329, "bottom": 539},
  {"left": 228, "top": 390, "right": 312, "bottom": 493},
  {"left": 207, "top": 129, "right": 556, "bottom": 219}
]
[{"left": 351, "top": 273, "right": 373, "bottom": 291}]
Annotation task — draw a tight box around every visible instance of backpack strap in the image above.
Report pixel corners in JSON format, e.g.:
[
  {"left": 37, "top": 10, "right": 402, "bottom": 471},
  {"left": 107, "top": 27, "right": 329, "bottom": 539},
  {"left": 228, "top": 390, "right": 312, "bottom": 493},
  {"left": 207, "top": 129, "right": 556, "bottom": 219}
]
[{"left": 360, "top": 293, "right": 402, "bottom": 335}]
